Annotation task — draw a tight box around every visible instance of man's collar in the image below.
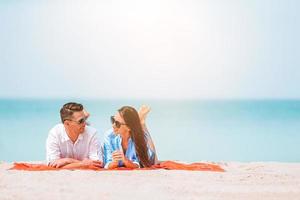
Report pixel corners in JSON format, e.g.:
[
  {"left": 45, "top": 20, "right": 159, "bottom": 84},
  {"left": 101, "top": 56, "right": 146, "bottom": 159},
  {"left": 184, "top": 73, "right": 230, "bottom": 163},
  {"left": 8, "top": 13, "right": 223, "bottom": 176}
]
[
  {"left": 62, "top": 126, "right": 71, "bottom": 142},
  {"left": 77, "top": 133, "right": 84, "bottom": 141},
  {"left": 62, "top": 126, "right": 85, "bottom": 142}
]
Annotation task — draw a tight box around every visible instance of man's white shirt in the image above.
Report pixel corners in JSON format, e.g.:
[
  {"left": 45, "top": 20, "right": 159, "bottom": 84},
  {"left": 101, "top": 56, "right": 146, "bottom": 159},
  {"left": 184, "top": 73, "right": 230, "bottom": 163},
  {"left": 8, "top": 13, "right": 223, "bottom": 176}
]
[{"left": 46, "top": 124, "right": 102, "bottom": 163}]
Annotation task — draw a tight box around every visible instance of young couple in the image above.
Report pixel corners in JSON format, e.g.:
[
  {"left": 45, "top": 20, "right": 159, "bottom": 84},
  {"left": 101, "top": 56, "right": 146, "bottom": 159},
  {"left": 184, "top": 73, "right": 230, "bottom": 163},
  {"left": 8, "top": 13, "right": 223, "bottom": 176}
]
[{"left": 46, "top": 102, "right": 158, "bottom": 169}]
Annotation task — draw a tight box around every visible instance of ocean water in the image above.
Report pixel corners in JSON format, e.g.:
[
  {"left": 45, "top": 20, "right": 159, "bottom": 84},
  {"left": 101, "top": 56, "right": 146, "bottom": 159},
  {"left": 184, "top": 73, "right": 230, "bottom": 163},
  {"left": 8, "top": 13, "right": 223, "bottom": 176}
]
[{"left": 0, "top": 99, "right": 299, "bottom": 163}]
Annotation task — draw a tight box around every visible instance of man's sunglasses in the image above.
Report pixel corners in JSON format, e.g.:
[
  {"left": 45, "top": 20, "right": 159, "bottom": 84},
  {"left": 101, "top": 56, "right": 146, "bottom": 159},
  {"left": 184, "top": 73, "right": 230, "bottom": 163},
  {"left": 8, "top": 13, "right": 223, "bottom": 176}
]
[
  {"left": 110, "top": 116, "right": 126, "bottom": 128},
  {"left": 68, "top": 117, "right": 87, "bottom": 124}
]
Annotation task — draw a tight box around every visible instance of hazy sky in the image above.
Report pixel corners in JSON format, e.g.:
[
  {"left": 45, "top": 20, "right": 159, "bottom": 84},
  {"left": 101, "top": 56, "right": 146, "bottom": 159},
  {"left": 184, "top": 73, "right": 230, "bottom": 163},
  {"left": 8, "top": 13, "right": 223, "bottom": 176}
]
[{"left": 1, "top": 0, "right": 299, "bottom": 99}]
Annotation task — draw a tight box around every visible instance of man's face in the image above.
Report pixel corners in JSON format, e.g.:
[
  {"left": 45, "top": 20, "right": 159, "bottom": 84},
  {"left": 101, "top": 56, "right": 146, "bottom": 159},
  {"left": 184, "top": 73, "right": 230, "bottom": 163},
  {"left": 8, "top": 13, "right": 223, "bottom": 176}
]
[{"left": 66, "top": 111, "right": 87, "bottom": 134}]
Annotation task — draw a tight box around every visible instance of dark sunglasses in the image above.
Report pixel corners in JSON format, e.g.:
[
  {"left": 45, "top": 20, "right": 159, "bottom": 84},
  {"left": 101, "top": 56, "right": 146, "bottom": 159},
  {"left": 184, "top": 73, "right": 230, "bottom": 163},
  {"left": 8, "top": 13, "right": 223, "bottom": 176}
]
[
  {"left": 110, "top": 116, "right": 126, "bottom": 128},
  {"left": 68, "top": 117, "right": 86, "bottom": 124}
]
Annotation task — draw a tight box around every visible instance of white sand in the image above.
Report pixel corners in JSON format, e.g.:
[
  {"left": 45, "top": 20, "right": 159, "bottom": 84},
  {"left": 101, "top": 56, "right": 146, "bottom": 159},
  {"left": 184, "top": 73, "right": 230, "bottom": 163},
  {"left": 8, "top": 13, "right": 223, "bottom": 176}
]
[{"left": 1, "top": 161, "right": 300, "bottom": 200}]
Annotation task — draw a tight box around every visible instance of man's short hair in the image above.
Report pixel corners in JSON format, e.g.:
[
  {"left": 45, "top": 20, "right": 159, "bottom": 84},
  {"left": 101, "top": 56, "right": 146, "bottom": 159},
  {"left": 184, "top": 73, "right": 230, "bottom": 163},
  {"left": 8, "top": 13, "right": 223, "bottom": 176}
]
[{"left": 60, "top": 102, "right": 83, "bottom": 123}]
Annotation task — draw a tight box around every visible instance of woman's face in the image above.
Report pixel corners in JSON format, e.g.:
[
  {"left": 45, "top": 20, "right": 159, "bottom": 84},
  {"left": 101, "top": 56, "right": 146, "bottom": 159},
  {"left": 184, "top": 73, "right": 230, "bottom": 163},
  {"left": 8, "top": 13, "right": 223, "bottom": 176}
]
[{"left": 112, "top": 112, "right": 130, "bottom": 135}]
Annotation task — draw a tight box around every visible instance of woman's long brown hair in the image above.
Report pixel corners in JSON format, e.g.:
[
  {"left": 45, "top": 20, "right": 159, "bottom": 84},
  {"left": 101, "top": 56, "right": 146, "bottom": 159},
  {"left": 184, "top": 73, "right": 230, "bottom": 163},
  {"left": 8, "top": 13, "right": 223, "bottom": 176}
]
[{"left": 118, "top": 106, "right": 152, "bottom": 167}]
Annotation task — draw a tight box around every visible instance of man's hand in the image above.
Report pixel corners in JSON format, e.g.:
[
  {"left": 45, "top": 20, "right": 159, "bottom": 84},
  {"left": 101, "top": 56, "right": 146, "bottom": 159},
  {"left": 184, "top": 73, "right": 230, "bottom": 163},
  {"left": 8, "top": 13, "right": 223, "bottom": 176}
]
[
  {"left": 49, "top": 158, "right": 101, "bottom": 168},
  {"left": 49, "top": 158, "right": 75, "bottom": 168},
  {"left": 81, "top": 159, "right": 103, "bottom": 168}
]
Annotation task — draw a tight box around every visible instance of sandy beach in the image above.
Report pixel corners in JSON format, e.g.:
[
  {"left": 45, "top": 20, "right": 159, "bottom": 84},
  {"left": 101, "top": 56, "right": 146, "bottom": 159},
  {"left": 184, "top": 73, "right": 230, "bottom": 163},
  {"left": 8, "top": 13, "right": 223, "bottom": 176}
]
[{"left": 0, "top": 161, "right": 300, "bottom": 200}]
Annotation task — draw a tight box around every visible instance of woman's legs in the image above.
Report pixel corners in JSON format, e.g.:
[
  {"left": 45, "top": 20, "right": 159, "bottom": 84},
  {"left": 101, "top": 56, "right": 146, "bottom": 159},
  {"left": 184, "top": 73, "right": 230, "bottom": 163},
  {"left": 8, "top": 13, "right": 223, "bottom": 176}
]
[{"left": 138, "top": 105, "right": 159, "bottom": 164}]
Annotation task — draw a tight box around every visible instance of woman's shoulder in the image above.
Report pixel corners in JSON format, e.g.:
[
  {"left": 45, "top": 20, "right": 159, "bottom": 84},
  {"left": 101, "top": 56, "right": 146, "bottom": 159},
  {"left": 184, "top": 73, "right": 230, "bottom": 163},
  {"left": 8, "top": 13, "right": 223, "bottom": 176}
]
[{"left": 103, "top": 128, "right": 119, "bottom": 142}]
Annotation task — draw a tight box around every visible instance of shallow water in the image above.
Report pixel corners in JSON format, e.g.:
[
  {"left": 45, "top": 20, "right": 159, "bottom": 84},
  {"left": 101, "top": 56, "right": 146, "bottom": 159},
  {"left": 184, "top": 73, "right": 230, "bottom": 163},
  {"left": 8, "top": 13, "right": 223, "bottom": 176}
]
[{"left": 0, "top": 99, "right": 299, "bottom": 162}]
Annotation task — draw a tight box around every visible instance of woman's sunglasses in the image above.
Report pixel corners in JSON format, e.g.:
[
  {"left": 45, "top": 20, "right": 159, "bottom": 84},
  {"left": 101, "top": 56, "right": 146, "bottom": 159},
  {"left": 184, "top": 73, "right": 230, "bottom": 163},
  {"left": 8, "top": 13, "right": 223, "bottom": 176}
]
[{"left": 110, "top": 116, "right": 126, "bottom": 128}]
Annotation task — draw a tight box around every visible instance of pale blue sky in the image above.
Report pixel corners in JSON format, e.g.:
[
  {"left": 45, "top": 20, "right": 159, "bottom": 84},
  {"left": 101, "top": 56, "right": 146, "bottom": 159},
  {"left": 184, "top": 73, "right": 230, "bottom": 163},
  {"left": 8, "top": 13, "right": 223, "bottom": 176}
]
[{"left": 0, "top": 0, "right": 299, "bottom": 99}]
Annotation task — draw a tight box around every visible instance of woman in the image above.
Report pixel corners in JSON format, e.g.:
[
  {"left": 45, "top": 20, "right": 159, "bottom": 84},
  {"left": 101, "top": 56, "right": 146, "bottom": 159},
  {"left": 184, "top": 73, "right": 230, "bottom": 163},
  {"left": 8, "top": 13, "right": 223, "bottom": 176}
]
[{"left": 103, "top": 106, "right": 157, "bottom": 169}]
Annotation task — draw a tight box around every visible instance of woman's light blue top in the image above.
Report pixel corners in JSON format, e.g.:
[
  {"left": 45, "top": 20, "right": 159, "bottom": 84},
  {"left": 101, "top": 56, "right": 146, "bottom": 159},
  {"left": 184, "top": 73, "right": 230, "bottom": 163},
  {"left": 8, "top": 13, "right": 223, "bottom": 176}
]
[{"left": 103, "top": 129, "right": 155, "bottom": 168}]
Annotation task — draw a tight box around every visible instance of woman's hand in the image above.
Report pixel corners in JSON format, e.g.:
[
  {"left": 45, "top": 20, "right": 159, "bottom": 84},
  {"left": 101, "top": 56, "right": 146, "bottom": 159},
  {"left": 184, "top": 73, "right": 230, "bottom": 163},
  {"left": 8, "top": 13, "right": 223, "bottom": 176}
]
[
  {"left": 108, "top": 150, "right": 125, "bottom": 169},
  {"left": 110, "top": 150, "right": 139, "bottom": 169},
  {"left": 112, "top": 150, "right": 125, "bottom": 162}
]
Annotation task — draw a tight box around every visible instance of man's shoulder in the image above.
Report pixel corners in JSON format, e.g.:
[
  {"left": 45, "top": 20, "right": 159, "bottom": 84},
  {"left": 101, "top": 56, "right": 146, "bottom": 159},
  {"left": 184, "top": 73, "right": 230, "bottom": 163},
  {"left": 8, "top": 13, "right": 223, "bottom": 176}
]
[
  {"left": 47, "top": 124, "right": 66, "bottom": 143},
  {"left": 84, "top": 125, "right": 98, "bottom": 136},
  {"left": 49, "top": 124, "right": 64, "bottom": 135}
]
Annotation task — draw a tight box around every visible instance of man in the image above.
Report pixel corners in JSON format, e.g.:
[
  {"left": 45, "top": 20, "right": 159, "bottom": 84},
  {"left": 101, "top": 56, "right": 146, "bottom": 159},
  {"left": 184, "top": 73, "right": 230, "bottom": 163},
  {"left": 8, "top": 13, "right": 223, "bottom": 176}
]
[{"left": 46, "top": 102, "right": 102, "bottom": 168}]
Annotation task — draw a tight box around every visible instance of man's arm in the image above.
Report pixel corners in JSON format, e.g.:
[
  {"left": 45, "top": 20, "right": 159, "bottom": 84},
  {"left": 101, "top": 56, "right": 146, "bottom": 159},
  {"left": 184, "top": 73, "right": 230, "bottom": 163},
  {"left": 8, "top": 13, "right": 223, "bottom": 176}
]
[
  {"left": 50, "top": 134, "right": 103, "bottom": 168},
  {"left": 64, "top": 133, "right": 103, "bottom": 168},
  {"left": 48, "top": 158, "right": 80, "bottom": 168},
  {"left": 46, "top": 130, "right": 102, "bottom": 168},
  {"left": 88, "top": 133, "right": 102, "bottom": 161},
  {"left": 61, "top": 159, "right": 102, "bottom": 169},
  {"left": 46, "top": 130, "right": 64, "bottom": 166}
]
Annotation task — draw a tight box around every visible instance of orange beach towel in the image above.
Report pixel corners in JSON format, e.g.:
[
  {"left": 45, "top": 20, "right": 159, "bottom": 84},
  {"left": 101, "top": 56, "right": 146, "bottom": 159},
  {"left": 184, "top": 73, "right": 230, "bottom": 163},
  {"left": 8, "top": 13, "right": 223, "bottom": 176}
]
[{"left": 10, "top": 161, "right": 224, "bottom": 172}]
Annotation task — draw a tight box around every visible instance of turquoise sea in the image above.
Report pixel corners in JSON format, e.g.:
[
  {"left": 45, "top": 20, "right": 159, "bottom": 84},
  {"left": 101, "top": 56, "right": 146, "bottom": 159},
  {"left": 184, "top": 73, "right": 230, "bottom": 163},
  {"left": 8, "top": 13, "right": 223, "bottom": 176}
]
[{"left": 0, "top": 99, "right": 299, "bottom": 162}]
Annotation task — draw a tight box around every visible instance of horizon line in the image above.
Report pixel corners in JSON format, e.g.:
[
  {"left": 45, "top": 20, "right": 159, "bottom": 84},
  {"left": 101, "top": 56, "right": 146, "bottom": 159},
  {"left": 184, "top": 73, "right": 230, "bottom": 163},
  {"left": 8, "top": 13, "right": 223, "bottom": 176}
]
[{"left": 1, "top": 97, "right": 300, "bottom": 101}]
